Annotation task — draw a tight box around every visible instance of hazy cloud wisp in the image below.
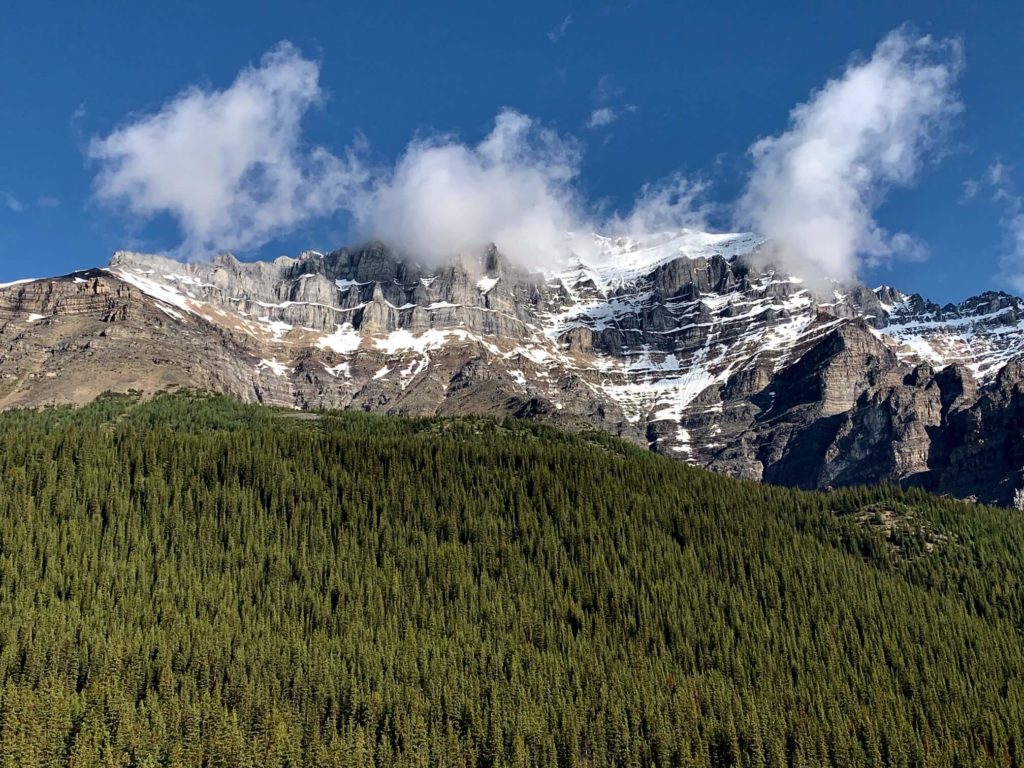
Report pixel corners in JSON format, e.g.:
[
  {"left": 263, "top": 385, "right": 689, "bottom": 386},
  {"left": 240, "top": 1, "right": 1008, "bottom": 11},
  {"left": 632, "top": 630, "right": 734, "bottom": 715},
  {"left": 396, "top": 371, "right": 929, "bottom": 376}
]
[
  {"left": 606, "top": 174, "right": 712, "bottom": 236},
  {"left": 548, "top": 14, "right": 573, "bottom": 43},
  {"left": 970, "top": 162, "right": 1024, "bottom": 291},
  {"left": 2, "top": 192, "right": 25, "bottom": 212},
  {"left": 587, "top": 108, "right": 618, "bottom": 129},
  {"left": 1007, "top": 209, "right": 1024, "bottom": 292},
  {"left": 736, "top": 29, "right": 963, "bottom": 286}
]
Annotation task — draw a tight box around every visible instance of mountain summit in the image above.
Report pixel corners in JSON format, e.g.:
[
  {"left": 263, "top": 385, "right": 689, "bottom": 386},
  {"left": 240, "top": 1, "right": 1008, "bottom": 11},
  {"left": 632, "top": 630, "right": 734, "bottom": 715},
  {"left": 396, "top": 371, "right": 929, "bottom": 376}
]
[{"left": 2, "top": 230, "right": 1023, "bottom": 504}]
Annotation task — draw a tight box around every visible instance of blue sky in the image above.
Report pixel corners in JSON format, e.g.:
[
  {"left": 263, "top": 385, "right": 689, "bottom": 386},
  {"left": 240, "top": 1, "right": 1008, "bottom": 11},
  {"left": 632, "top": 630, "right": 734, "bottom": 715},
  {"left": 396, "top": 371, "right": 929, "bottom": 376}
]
[{"left": 2, "top": 0, "right": 1023, "bottom": 302}]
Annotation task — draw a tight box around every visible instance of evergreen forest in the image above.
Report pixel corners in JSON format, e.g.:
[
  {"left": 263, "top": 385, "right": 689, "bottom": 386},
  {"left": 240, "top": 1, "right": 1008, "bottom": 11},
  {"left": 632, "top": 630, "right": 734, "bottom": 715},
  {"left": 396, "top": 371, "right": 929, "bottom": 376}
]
[{"left": 0, "top": 392, "right": 1022, "bottom": 767}]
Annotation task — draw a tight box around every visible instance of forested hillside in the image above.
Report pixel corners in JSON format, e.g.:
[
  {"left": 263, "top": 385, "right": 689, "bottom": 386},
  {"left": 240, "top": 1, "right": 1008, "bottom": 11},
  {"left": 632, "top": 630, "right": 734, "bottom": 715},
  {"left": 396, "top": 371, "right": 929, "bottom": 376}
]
[{"left": 0, "top": 393, "right": 1022, "bottom": 766}]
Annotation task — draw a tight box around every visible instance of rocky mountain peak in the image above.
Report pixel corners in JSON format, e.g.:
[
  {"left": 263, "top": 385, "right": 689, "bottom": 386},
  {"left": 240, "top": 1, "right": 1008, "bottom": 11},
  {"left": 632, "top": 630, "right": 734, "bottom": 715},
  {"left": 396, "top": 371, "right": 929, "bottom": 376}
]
[{"left": 3, "top": 228, "right": 1024, "bottom": 505}]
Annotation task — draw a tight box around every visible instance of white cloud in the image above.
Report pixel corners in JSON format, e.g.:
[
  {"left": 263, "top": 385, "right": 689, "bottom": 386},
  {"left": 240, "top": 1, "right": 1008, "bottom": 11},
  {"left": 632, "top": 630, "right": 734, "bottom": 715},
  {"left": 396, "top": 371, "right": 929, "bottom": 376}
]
[
  {"left": 36, "top": 195, "right": 60, "bottom": 208},
  {"left": 987, "top": 160, "right": 1012, "bottom": 187},
  {"left": 89, "top": 42, "right": 365, "bottom": 259},
  {"left": 587, "top": 103, "right": 636, "bottom": 130},
  {"left": 85, "top": 37, "right": 710, "bottom": 270},
  {"left": 351, "top": 111, "right": 712, "bottom": 267},
  {"left": 353, "top": 110, "right": 584, "bottom": 268},
  {"left": 87, "top": 42, "right": 704, "bottom": 268},
  {"left": 90, "top": 33, "right": 968, "bottom": 282},
  {"left": 587, "top": 108, "right": 618, "bottom": 129},
  {"left": 548, "top": 14, "right": 572, "bottom": 43},
  {"left": 736, "top": 28, "right": 962, "bottom": 286}
]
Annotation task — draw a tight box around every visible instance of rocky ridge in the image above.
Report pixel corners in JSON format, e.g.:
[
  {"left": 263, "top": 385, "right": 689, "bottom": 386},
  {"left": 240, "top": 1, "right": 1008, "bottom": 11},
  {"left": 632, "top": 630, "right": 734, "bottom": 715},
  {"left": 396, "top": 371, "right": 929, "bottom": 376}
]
[{"left": 1, "top": 229, "right": 1022, "bottom": 505}]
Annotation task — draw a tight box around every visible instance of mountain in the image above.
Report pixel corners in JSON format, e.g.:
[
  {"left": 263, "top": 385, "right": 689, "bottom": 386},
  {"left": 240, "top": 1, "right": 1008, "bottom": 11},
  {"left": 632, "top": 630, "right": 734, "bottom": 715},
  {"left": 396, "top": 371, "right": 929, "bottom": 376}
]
[
  {"left": 1, "top": 392, "right": 1023, "bottom": 764},
  {"left": 2, "top": 230, "right": 1023, "bottom": 504}
]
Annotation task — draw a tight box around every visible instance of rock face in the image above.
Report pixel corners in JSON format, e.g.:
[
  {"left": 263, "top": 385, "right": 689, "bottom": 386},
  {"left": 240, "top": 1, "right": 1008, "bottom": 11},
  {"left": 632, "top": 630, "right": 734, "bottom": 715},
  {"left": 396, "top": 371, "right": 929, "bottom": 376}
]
[{"left": 3, "top": 229, "right": 1024, "bottom": 505}]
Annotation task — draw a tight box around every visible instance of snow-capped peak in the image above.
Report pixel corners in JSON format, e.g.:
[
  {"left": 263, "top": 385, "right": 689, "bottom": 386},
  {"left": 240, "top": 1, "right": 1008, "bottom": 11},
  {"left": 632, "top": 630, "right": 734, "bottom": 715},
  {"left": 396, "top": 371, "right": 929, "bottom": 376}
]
[{"left": 557, "top": 229, "right": 764, "bottom": 292}]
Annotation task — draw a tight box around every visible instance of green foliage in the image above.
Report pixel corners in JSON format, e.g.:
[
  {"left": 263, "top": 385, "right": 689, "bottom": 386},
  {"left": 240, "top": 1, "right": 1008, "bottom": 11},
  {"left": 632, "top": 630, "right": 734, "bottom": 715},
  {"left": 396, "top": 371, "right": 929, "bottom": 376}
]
[{"left": 0, "top": 393, "right": 1022, "bottom": 766}]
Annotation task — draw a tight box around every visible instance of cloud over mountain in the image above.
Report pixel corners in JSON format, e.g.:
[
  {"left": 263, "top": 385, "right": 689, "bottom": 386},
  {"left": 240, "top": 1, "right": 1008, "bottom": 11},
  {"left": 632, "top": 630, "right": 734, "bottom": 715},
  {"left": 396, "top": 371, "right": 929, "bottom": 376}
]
[
  {"left": 90, "top": 43, "right": 365, "bottom": 259},
  {"left": 351, "top": 110, "right": 585, "bottom": 268},
  {"left": 90, "top": 30, "right": 963, "bottom": 282},
  {"left": 736, "top": 28, "right": 962, "bottom": 285}
]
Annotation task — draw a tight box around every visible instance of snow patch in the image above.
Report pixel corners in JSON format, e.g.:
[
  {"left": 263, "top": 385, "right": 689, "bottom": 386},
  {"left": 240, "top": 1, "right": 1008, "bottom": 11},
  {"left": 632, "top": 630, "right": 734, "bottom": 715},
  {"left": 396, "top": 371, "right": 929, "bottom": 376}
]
[
  {"left": 672, "top": 427, "right": 691, "bottom": 455},
  {"left": 110, "top": 268, "right": 195, "bottom": 316},
  {"left": 373, "top": 328, "right": 471, "bottom": 354},
  {"left": 257, "top": 358, "right": 289, "bottom": 377},
  {"left": 318, "top": 324, "right": 362, "bottom": 354},
  {"left": 323, "top": 361, "right": 351, "bottom": 378},
  {"left": 258, "top": 318, "right": 292, "bottom": 340},
  {"left": 0, "top": 278, "right": 39, "bottom": 290},
  {"left": 399, "top": 357, "right": 429, "bottom": 387},
  {"left": 477, "top": 276, "right": 499, "bottom": 294}
]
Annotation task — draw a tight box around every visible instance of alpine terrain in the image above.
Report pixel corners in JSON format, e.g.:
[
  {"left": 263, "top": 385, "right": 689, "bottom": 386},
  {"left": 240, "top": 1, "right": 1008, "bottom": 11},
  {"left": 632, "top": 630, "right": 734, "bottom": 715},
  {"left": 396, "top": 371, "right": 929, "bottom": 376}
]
[{"left": 2, "top": 229, "right": 1023, "bottom": 505}]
